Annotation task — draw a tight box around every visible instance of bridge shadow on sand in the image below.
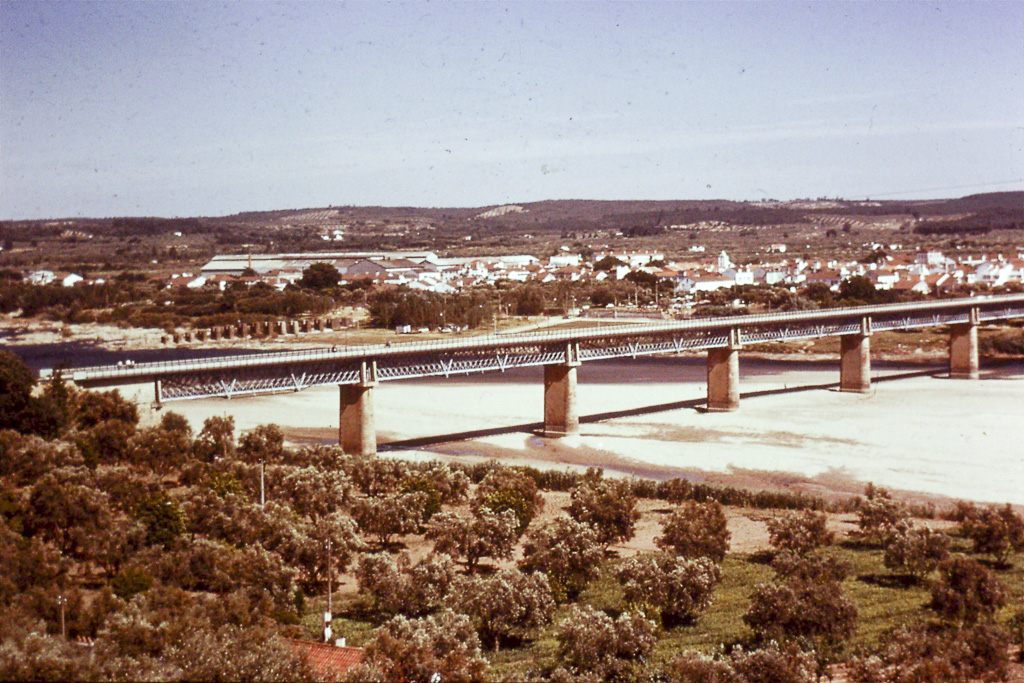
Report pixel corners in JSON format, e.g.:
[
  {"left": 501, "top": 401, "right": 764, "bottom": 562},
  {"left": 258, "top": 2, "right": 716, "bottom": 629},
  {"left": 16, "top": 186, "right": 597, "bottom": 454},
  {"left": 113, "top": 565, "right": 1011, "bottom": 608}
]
[{"left": 378, "top": 368, "right": 939, "bottom": 452}]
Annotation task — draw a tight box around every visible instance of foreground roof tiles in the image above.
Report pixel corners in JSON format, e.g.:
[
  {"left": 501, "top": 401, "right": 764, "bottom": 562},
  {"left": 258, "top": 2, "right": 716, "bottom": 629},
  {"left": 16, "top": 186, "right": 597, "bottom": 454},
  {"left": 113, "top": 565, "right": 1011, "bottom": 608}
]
[{"left": 286, "top": 639, "right": 364, "bottom": 679}]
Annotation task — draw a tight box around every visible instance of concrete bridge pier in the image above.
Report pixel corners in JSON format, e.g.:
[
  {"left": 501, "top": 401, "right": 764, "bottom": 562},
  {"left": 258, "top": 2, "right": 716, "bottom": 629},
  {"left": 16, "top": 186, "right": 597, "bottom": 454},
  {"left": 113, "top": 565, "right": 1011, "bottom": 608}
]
[
  {"left": 949, "top": 307, "right": 980, "bottom": 379},
  {"left": 707, "top": 328, "right": 741, "bottom": 411},
  {"left": 339, "top": 361, "right": 378, "bottom": 456},
  {"left": 544, "top": 343, "right": 581, "bottom": 437},
  {"left": 840, "top": 317, "right": 872, "bottom": 393}
]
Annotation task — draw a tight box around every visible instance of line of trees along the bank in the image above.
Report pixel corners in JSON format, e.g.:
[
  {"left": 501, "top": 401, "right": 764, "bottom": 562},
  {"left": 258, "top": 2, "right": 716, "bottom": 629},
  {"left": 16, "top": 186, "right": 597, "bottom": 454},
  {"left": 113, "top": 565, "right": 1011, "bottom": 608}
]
[{"left": 1, "top": 349, "right": 1022, "bottom": 681}]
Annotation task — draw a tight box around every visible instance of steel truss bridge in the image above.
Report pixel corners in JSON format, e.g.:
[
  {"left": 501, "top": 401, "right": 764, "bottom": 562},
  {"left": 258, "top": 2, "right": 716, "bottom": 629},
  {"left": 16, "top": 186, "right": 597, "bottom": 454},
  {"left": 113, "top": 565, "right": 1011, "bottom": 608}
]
[{"left": 56, "top": 294, "right": 1024, "bottom": 402}]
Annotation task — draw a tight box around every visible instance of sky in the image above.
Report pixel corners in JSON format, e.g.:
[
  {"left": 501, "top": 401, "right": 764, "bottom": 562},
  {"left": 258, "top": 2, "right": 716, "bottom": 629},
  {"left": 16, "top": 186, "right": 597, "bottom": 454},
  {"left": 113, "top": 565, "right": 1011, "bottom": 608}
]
[{"left": 1, "top": 1, "right": 1022, "bottom": 219}]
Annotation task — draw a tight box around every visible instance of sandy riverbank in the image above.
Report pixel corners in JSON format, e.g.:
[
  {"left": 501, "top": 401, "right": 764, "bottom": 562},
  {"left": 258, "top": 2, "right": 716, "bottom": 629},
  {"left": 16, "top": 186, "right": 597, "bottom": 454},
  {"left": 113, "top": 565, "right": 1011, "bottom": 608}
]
[{"left": 161, "top": 357, "right": 1024, "bottom": 508}]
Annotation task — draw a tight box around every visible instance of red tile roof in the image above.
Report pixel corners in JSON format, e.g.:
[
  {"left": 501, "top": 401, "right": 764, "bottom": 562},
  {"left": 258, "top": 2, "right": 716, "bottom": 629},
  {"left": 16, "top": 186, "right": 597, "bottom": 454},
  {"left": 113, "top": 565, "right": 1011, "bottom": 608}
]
[{"left": 286, "top": 639, "right": 364, "bottom": 679}]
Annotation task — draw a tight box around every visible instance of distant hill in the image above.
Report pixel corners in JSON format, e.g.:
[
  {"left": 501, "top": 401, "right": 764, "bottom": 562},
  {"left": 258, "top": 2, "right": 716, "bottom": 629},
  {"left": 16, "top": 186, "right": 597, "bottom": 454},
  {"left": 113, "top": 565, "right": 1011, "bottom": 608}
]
[{"left": 3, "top": 192, "right": 1020, "bottom": 236}]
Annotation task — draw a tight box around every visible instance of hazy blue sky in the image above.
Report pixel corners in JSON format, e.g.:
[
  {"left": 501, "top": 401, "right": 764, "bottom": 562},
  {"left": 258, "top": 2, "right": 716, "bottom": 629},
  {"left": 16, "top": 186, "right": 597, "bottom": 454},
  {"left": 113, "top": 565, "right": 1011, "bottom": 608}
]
[{"left": 2, "top": 1, "right": 1022, "bottom": 219}]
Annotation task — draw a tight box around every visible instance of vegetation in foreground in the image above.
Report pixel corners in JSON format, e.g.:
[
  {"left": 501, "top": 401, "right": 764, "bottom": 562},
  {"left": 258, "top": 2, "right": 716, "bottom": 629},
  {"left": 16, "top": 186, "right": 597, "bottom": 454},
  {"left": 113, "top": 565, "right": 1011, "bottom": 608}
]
[{"left": 1, "top": 349, "right": 1022, "bottom": 681}]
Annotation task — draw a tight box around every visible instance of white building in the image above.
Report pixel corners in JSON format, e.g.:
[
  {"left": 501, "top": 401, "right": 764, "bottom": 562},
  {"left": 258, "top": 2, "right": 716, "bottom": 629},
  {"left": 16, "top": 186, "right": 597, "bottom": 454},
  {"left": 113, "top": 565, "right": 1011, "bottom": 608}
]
[
  {"left": 27, "top": 270, "right": 55, "bottom": 285},
  {"left": 549, "top": 254, "right": 583, "bottom": 267}
]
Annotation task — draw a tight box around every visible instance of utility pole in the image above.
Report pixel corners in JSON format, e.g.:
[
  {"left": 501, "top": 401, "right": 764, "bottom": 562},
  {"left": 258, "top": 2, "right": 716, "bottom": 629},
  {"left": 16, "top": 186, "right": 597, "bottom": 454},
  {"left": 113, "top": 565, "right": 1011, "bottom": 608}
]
[
  {"left": 57, "top": 595, "right": 66, "bottom": 639},
  {"left": 493, "top": 293, "right": 499, "bottom": 334},
  {"left": 260, "top": 459, "right": 265, "bottom": 508},
  {"left": 327, "top": 537, "right": 333, "bottom": 615}
]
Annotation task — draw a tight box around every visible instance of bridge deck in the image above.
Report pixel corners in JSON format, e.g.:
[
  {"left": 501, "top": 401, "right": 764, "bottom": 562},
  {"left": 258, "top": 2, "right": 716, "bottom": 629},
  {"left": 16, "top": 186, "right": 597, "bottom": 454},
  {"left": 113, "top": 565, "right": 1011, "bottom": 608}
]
[{"left": 50, "top": 293, "right": 1024, "bottom": 401}]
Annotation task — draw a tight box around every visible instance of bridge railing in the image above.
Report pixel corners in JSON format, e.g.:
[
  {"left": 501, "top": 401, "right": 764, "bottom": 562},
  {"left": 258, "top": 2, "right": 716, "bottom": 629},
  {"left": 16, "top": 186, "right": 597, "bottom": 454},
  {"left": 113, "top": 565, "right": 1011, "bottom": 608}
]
[{"left": 60, "top": 293, "right": 1024, "bottom": 382}]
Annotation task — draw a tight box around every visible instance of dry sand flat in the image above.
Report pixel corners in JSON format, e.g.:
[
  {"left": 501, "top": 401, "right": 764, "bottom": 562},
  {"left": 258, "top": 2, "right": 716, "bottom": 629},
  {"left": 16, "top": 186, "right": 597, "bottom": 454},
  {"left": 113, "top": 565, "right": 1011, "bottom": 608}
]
[{"left": 165, "top": 358, "right": 1024, "bottom": 507}]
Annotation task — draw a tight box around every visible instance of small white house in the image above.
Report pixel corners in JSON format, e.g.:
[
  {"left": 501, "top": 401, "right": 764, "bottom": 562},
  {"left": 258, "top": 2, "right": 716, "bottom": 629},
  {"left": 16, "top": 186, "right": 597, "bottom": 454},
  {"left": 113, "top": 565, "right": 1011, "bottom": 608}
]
[
  {"left": 27, "top": 270, "right": 55, "bottom": 285},
  {"left": 62, "top": 273, "right": 84, "bottom": 287},
  {"left": 549, "top": 254, "right": 583, "bottom": 267}
]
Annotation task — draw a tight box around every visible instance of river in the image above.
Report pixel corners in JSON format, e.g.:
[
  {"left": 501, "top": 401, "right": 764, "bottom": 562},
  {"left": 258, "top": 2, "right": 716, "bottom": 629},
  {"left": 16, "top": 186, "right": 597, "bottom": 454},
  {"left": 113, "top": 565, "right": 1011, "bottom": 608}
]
[{"left": 137, "top": 353, "right": 1023, "bottom": 507}]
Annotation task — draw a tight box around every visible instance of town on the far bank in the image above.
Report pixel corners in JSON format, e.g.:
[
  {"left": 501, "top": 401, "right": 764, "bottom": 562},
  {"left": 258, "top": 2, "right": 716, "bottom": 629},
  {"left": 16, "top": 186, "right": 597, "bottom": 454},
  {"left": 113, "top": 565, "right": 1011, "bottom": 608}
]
[{"left": 178, "top": 246, "right": 1024, "bottom": 298}]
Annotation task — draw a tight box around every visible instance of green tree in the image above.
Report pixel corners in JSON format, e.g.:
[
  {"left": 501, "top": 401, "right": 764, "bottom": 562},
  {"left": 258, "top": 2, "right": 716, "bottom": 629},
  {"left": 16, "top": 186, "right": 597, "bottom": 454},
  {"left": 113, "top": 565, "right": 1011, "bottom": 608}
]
[
  {"left": 23, "top": 470, "right": 114, "bottom": 561},
  {"left": 472, "top": 467, "right": 544, "bottom": 535},
  {"left": 960, "top": 503, "right": 1024, "bottom": 565},
  {"left": 0, "top": 351, "right": 62, "bottom": 437},
  {"left": 745, "top": 552, "right": 858, "bottom": 655},
  {"left": 352, "top": 491, "right": 429, "bottom": 547},
  {"left": 514, "top": 286, "right": 545, "bottom": 316},
  {"left": 568, "top": 479, "right": 640, "bottom": 549},
  {"left": 518, "top": 516, "right": 603, "bottom": 602},
  {"left": 400, "top": 463, "right": 469, "bottom": 521},
  {"left": 657, "top": 501, "right": 731, "bottom": 562},
  {"left": 883, "top": 523, "right": 950, "bottom": 581},
  {"left": 355, "top": 552, "right": 457, "bottom": 618},
  {"left": 615, "top": 553, "right": 721, "bottom": 625},
  {"left": 127, "top": 424, "right": 192, "bottom": 473},
  {"left": 839, "top": 275, "right": 878, "bottom": 303},
  {"left": 672, "top": 642, "right": 816, "bottom": 683},
  {"left": 847, "top": 621, "right": 1010, "bottom": 683},
  {"left": 590, "top": 287, "right": 616, "bottom": 307},
  {"left": 426, "top": 509, "right": 518, "bottom": 572},
  {"left": 298, "top": 262, "right": 341, "bottom": 289},
  {"left": 78, "top": 419, "right": 136, "bottom": 467},
  {"left": 362, "top": 610, "right": 488, "bottom": 683},
  {"left": 767, "top": 510, "right": 834, "bottom": 556},
  {"left": 237, "top": 424, "right": 285, "bottom": 464},
  {"left": 135, "top": 491, "right": 187, "bottom": 549},
  {"left": 192, "top": 415, "right": 236, "bottom": 462},
  {"left": 75, "top": 389, "right": 139, "bottom": 430},
  {"left": 446, "top": 569, "right": 555, "bottom": 651},
  {"left": 166, "top": 625, "right": 314, "bottom": 682},
  {"left": 0, "top": 521, "right": 67, "bottom": 604},
  {"left": 929, "top": 556, "right": 1007, "bottom": 625},
  {"left": 852, "top": 488, "right": 907, "bottom": 546},
  {"left": 552, "top": 605, "right": 657, "bottom": 683},
  {"left": 0, "top": 350, "right": 36, "bottom": 430}
]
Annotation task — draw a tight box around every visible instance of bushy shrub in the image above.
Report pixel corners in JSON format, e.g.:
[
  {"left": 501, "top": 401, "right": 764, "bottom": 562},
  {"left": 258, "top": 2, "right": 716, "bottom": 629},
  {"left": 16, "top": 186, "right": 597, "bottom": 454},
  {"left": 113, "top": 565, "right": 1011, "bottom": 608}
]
[
  {"left": 426, "top": 509, "right": 518, "bottom": 571},
  {"left": 883, "top": 524, "right": 950, "bottom": 581},
  {"left": 960, "top": 503, "right": 1024, "bottom": 565},
  {"left": 355, "top": 552, "right": 457, "bottom": 618},
  {"left": 518, "top": 516, "right": 603, "bottom": 601},
  {"left": 847, "top": 621, "right": 1010, "bottom": 683},
  {"left": 362, "top": 609, "right": 488, "bottom": 683},
  {"left": 852, "top": 488, "right": 907, "bottom": 546},
  {"left": 929, "top": 555, "right": 1006, "bottom": 625},
  {"left": 568, "top": 479, "right": 640, "bottom": 549},
  {"left": 445, "top": 569, "right": 555, "bottom": 650},
  {"left": 770, "top": 551, "right": 850, "bottom": 583},
  {"left": 657, "top": 501, "right": 731, "bottom": 562},
  {"left": 745, "top": 574, "right": 857, "bottom": 651},
  {"left": 767, "top": 510, "right": 833, "bottom": 555},
  {"left": 671, "top": 642, "right": 817, "bottom": 683},
  {"left": 615, "top": 553, "right": 721, "bottom": 625},
  {"left": 553, "top": 605, "right": 657, "bottom": 683},
  {"left": 472, "top": 466, "right": 544, "bottom": 535}
]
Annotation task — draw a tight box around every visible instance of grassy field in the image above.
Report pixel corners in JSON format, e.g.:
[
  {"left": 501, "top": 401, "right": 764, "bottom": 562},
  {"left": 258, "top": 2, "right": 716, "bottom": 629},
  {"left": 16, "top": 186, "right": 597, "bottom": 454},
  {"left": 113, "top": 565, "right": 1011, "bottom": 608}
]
[{"left": 301, "top": 535, "right": 1023, "bottom": 677}]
